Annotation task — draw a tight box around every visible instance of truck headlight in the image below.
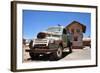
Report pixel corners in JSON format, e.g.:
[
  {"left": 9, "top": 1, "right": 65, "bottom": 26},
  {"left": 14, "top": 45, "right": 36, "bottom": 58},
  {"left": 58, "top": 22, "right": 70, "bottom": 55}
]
[{"left": 49, "top": 40, "right": 55, "bottom": 44}]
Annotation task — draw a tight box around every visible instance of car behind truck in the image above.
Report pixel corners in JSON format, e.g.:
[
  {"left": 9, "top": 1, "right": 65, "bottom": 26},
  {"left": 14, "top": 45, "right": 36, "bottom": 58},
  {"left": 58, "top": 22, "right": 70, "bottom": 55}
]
[{"left": 26, "top": 26, "right": 72, "bottom": 60}]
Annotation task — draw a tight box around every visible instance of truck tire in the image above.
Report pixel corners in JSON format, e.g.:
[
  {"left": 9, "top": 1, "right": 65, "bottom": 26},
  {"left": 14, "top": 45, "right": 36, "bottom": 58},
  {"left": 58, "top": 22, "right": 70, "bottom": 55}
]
[
  {"left": 50, "top": 46, "right": 63, "bottom": 60},
  {"left": 29, "top": 52, "right": 34, "bottom": 59},
  {"left": 29, "top": 52, "right": 39, "bottom": 59}
]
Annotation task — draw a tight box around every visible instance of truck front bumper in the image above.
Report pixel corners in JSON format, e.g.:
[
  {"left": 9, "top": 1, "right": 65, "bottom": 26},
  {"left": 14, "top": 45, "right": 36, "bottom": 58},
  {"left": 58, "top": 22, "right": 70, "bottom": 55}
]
[{"left": 25, "top": 49, "right": 57, "bottom": 54}]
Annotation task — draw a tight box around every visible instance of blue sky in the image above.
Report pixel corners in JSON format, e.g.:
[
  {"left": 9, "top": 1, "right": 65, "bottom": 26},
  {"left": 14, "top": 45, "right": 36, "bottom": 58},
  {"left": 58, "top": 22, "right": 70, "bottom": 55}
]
[{"left": 23, "top": 10, "right": 91, "bottom": 39}]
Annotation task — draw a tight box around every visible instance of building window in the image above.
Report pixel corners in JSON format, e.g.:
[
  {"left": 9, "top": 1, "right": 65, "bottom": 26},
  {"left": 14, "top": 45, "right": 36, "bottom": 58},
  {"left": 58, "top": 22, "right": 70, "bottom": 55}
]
[
  {"left": 71, "top": 29, "right": 74, "bottom": 33},
  {"left": 76, "top": 29, "right": 80, "bottom": 33}
]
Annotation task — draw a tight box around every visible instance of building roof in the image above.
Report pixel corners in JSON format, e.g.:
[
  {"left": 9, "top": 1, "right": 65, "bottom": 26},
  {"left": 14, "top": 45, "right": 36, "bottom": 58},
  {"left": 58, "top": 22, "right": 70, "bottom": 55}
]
[{"left": 66, "top": 21, "right": 86, "bottom": 33}]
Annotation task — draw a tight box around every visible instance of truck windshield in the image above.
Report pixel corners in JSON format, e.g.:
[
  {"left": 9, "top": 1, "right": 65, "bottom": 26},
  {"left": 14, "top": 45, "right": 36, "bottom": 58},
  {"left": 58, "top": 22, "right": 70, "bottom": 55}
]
[
  {"left": 52, "top": 35, "right": 60, "bottom": 38},
  {"left": 46, "top": 26, "right": 63, "bottom": 34}
]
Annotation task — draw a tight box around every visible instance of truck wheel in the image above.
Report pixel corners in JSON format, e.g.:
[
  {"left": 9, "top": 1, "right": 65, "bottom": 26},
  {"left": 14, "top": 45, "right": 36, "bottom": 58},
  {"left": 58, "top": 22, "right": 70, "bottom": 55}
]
[
  {"left": 50, "top": 46, "right": 63, "bottom": 60},
  {"left": 29, "top": 52, "right": 39, "bottom": 59},
  {"left": 29, "top": 40, "right": 39, "bottom": 59}
]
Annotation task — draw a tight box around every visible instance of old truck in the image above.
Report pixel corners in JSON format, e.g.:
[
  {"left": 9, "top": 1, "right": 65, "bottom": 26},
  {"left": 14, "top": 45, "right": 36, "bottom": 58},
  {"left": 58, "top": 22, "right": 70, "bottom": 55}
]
[{"left": 26, "top": 26, "right": 72, "bottom": 60}]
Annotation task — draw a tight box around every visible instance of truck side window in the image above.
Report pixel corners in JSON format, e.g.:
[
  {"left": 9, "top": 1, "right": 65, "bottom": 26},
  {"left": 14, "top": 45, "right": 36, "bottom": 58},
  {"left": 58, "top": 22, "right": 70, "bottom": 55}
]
[{"left": 63, "top": 28, "right": 66, "bottom": 34}]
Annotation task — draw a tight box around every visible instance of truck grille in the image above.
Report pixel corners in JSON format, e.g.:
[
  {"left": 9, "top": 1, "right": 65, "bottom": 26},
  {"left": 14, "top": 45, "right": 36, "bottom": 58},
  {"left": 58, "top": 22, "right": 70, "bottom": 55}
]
[
  {"left": 33, "top": 39, "right": 49, "bottom": 49},
  {"left": 34, "top": 39, "right": 48, "bottom": 43},
  {"left": 34, "top": 44, "right": 46, "bottom": 47},
  {"left": 34, "top": 44, "right": 48, "bottom": 49}
]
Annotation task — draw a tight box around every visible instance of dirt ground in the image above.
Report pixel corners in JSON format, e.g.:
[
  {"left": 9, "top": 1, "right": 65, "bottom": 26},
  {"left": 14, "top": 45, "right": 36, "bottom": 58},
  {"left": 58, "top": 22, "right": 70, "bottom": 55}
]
[{"left": 23, "top": 46, "right": 91, "bottom": 62}]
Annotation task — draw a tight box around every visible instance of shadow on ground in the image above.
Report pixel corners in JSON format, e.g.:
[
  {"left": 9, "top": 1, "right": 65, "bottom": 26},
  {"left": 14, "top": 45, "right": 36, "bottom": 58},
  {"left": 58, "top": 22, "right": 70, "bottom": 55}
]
[{"left": 27, "top": 52, "right": 71, "bottom": 61}]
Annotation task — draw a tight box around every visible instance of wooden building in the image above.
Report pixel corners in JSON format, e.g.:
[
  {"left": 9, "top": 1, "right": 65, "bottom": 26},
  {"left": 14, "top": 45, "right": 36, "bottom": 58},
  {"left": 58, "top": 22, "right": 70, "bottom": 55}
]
[{"left": 65, "top": 21, "right": 86, "bottom": 49}]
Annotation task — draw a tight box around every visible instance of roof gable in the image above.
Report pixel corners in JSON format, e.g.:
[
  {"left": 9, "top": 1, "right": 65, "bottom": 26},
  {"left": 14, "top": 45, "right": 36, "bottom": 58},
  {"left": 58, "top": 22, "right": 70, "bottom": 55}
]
[{"left": 66, "top": 21, "right": 86, "bottom": 33}]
